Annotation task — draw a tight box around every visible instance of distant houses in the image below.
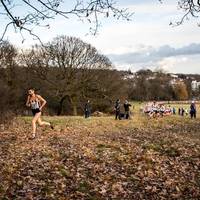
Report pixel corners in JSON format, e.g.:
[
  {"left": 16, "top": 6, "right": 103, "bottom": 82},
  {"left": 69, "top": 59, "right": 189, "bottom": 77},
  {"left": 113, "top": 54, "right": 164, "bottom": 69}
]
[
  {"left": 117, "top": 69, "right": 200, "bottom": 101},
  {"left": 120, "top": 70, "right": 200, "bottom": 93},
  {"left": 191, "top": 80, "right": 200, "bottom": 91},
  {"left": 165, "top": 74, "right": 200, "bottom": 92},
  {"left": 168, "top": 74, "right": 184, "bottom": 86},
  {"left": 170, "top": 74, "right": 179, "bottom": 79}
]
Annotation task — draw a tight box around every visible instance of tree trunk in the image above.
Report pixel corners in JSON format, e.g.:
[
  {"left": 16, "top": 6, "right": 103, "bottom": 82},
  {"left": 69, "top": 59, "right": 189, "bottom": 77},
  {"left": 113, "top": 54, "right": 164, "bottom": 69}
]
[
  {"left": 69, "top": 96, "right": 78, "bottom": 116},
  {"left": 57, "top": 96, "right": 66, "bottom": 115},
  {"left": 72, "top": 104, "right": 77, "bottom": 116}
]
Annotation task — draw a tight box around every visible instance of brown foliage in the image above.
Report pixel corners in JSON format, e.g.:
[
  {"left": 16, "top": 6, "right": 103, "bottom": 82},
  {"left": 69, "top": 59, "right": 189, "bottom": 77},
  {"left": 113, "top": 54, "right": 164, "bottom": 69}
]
[
  {"left": 0, "top": 117, "right": 199, "bottom": 199},
  {"left": 173, "top": 82, "right": 189, "bottom": 101}
]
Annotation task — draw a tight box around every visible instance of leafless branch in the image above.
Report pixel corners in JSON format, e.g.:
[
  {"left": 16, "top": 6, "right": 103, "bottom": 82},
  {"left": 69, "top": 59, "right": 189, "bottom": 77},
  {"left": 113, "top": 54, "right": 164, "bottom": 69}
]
[
  {"left": 0, "top": 22, "right": 13, "bottom": 42},
  {"left": 170, "top": 0, "right": 200, "bottom": 26},
  {"left": 0, "top": 0, "right": 133, "bottom": 43}
]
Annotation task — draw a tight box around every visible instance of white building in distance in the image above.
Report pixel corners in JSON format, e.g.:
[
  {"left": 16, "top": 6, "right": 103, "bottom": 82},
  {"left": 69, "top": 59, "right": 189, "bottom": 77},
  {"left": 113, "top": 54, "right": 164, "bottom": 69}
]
[{"left": 191, "top": 80, "right": 200, "bottom": 91}]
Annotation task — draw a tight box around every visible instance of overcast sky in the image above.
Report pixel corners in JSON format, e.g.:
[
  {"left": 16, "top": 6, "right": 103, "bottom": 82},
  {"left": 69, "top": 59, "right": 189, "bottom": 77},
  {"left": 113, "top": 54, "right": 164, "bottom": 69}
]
[{"left": 1, "top": 0, "right": 200, "bottom": 74}]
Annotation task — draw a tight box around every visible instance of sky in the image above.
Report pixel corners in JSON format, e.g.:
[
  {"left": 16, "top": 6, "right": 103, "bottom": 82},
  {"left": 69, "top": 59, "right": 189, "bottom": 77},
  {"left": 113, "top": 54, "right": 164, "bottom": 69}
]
[{"left": 1, "top": 0, "right": 200, "bottom": 74}]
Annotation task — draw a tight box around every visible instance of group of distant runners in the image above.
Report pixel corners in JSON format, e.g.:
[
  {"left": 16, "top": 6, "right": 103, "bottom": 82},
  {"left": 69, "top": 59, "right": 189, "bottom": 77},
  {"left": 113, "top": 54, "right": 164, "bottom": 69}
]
[
  {"left": 26, "top": 89, "right": 197, "bottom": 139},
  {"left": 142, "top": 101, "right": 197, "bottom": 119}
]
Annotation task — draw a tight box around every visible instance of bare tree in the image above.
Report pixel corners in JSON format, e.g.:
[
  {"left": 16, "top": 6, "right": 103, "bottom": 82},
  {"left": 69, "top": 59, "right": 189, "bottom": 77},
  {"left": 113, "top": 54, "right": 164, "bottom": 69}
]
[
  {"left": 0, "top": 0, "right": 132, "bottom": 42},
  {"left": 0, "top": 40, "right": 17, "bottom": 68},
  {"left": 22, "top": 35, "right": 115, "bottom": 115},
  {"left": 0, "top": 41, "right": 18, "bottom": 93},
  {"left": 0, "top": 41, "right": 25, "bottom": 123}
]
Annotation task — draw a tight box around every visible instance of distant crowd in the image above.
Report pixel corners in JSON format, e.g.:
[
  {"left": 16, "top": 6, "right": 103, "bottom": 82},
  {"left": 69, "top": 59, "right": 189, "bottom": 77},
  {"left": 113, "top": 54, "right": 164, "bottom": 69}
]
[
  {"left": 142, "top": 101, "right": 197, "bottom": 119},
  {"left": 83, "top": 98, "right": 197, "bottom": 120}
]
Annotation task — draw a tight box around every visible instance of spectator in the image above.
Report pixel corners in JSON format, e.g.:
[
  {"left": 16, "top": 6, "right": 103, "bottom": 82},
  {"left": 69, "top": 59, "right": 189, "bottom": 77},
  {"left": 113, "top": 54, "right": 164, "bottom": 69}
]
[
  {"left": 124, "top": 100, "right": 132, "bottom": 119},
  {"left": 173, "top": 107, "right": 176, "bottom": 115},
  {"left": 178, "top": 108, "right": 181, "bottom": 115},
  {"left": 181, "top": 108, "right": 185, "bottom": 116},
  {"left": 190, "top": 101, "right": 197, "bottom": 119},
  {"left": 84, "top": 100, "right": 91, "bottom": 118},
  {"left": 114, "top": 99, "right": 121, "bottom": 120}
]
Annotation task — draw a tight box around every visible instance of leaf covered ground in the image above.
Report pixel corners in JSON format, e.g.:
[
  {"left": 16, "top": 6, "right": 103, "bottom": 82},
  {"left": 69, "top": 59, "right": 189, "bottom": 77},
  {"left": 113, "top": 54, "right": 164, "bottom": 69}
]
[{"left": 0, "top": 115, "right": 200, "bottom": 200}]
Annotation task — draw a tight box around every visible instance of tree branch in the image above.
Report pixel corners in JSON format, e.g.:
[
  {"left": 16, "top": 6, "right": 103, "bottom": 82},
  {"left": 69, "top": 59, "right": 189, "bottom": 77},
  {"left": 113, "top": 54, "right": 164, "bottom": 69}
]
[
  {"left": 22, "top": 0, "right": 52, "bottom": 19},
  {"left": 0, "top": 0, "right": 15, "bottom": 22},
  {"left": 0, "top": 0, "right": 133, "bottom": 42},
  {"left": 0, "top": 22, "right": 13, "bottom": 42}
]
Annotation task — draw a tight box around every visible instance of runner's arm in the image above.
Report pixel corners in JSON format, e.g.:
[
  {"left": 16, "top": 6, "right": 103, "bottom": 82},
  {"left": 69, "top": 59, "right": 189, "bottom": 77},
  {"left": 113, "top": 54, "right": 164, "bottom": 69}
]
[
  {"left": 26, "top": 96, "right": 30, "bottom": 107},
  {"left": 37, "top": 95, "right": 47, "bottom": 110}
]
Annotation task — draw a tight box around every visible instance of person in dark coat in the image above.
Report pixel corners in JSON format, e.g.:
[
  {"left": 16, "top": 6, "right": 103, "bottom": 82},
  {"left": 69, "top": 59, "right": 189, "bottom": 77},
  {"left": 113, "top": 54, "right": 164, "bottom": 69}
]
[
  {"left": 124, "top": 100, "right": 132, "bottom": 119},
  {"left": 84, "top": 100, "right": 91, "bottom": 118},
  {"left": 181, "top": 108, "right": 185, "bottom": 116},
  {"left": 114, "top": 99, "right": 121, "bottom": 120},
  {"left": 178, "top": 108, "right": 181, "bottom": 115},
  {"left": 190, "top": 101, "right": 197, "bottom": 119},
  {"left": 173, "top": 107, "right": 176, "bottom": 115}
]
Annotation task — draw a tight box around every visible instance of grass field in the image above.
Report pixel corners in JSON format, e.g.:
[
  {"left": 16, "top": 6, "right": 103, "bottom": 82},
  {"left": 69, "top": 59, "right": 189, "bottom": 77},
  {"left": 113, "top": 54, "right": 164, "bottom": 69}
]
[{"left": 0, "top": 103, "right": 200, "bottom": 199}]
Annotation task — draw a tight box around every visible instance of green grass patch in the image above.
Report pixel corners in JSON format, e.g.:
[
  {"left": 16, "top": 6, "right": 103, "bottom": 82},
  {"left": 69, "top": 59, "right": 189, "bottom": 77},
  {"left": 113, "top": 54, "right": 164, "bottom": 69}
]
[
  {"left": 142, "top": 142, "right": 181, "bottom": 157},
  {"left": 77, "top": 181, "right": 91, "bottom": 193}
]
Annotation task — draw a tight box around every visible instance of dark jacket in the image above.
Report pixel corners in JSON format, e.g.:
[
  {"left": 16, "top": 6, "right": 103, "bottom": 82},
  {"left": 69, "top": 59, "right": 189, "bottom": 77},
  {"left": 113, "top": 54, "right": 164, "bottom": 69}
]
[
  {"left": 85, "top": 102, "right": 91, "bottom": 112},
  {"left": 124, "top": 103, "right": 131, "bottom": 112},
  {"left": 115, "top": 101, "right": 120, "bottom": 111},
  {"left": 190, "top": 103, "right": 196, "bottom": 113}
]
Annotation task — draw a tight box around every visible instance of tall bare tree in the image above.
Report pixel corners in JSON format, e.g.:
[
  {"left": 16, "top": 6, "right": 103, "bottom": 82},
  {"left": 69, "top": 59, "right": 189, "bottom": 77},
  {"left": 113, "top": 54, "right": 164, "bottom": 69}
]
[
  {"left": 0, "top": 41, "right": 26, "bottom": 123},
  {"left": 22, "top": 35, "right": 117, "bottom": 115}
]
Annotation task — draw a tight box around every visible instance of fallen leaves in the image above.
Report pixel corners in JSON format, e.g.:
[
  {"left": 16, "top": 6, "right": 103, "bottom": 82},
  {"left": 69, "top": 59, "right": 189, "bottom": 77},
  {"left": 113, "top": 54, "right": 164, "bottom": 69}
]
[{"left": 0, "top": 116, "right": 200, "bottom": 199}]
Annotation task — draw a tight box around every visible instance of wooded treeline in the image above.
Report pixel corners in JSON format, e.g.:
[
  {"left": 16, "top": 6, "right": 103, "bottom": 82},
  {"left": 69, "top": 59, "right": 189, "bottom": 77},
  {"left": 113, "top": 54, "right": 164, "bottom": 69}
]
[
  {"left": 127, "top": 69, "right": 194, "bottom": 102},
  {"left": 0, "top": 36, "right": 199, "bottom": 120},
  {"left": 0, "top": 36, "right": 127, "bottom": 119}
]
